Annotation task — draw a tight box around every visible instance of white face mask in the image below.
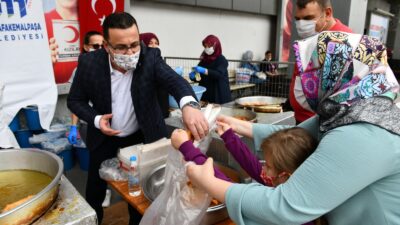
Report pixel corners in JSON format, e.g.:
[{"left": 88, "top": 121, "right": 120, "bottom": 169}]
[
  {"left": 295, "top": 19, "right": 318, "bottom": 39},
  {"left": 112, "top": 51, "right": 140, "bottom": 71},
  {"left": 89, "top": 48, "right": 96, "bottom": 52},
  {"left": 204, "top": 47, "right": 214, "bottom": 55}
]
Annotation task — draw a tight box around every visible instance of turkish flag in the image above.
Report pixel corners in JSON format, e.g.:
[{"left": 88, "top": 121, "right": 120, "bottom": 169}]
[{"left": 78, "top": 0, "right": 125, "bottom": 47}]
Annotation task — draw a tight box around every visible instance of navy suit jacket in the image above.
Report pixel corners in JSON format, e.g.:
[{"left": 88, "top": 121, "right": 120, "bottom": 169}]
[{"left": 67, "top": 43, "right": 195, "bottom": 150}]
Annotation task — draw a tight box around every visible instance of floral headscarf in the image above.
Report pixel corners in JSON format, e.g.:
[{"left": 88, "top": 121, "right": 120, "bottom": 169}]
[{"left": 293, "top": 31, "right": 400, "bottom": 134}]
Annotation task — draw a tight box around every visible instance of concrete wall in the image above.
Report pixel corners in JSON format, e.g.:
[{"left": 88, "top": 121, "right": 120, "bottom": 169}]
[
  {"left": 349, "top": 0, "right": 368, "bottom": 34},
  {"left": 130, "top": 1, "right": 273, "bottom": 60}
]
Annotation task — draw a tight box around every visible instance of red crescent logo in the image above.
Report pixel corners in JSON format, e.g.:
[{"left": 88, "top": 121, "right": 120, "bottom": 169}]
[{"left": 63, "top": 25, "right": 80, "bottom": 43}]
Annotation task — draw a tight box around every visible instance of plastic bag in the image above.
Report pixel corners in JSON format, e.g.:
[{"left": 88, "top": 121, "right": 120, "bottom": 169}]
[
  {"left": 99, "top": 158, "right": 128, "bottom": 181},
  {"left": 140, "top": 149, "right": 211, "bottom": 225},
  {"left": 29, "top": 132, "right": 64, "bottom": 144},
  {"left": 41, "top": 138, "right": 71, "bottom": 154},
  {"left": 235, "top": 68, "right": 253, "bottom": 84},
  {"left": 194, "top": 104, "right": 221, "bottom": 154}
]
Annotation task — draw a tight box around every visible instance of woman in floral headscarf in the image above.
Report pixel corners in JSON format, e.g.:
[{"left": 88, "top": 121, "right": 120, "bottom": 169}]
[
  {"left": 190, "top": 35, "right": 231, "bottom": 104},
  {"left": 184, "top": 31, "right": 400, "bottom": 225}
]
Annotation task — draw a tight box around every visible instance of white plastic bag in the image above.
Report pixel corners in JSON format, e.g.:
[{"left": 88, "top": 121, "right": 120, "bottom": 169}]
[{"left": 140, "top": 149, "right": 211, "bottom": 225}]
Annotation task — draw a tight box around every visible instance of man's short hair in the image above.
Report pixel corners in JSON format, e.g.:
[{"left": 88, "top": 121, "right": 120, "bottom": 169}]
[
  {"left": 83, "top": 31, "right": 102, "bottom": 45},
  {"left": 296, "top": 0, "right": 331, "bottom": 10},
  {"left": 102, "top": 12, "right": 138, "bottom": 41}
]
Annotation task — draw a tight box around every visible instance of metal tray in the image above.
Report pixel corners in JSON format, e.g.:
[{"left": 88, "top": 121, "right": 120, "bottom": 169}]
[
  {"left": 220, "top": 107, "right": 257, "bottom": 122},
  {"left": 235, "top": 96, "right": 286, "bottom": 107}
]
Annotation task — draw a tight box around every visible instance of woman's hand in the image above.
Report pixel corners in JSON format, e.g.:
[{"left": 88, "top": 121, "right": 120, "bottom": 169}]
[
  {"left": 186, "top": 158, "right": 232, "bottom": 203},
  {"left": 216, "top": 121, "right": 231, "bottom": 136},
  {"left": 216, "top": 115, "right": 253, "bottom": 138},
  {"left": 186, "top": 157, "right": 215, "bottom": 190},
  {"left": 171, "top": 129, "right": 190, "bottom": 150},
  {"left": 49, "top": 37, "right": 58, "bottom": 63}
]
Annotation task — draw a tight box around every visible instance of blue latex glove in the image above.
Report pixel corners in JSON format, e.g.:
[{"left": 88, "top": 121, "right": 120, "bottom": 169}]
[
  {"left": 174, "top": 66, "right": 183, "bottom": 76},
  {"left": 68, "top": 125, "right": 78, "bottom": 145},
  {"left": 193, "top": 66, "right": 206, "bottom": 74},
  {"left": 189, "top": 71, "right": 196, "bottom": 81}
]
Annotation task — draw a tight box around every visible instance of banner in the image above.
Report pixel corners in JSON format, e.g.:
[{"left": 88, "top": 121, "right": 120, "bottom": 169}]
[
  {"left": 78, "top": 0, "right": 125, "bottom": 47},
  {"left": 0, "top": 0, "right": 57, "bottom": 147}
]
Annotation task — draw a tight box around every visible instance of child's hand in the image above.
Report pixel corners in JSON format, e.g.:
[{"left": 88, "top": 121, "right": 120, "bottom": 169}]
[
  {"left": 216, "top": 121, "right": 231, "bottom": 136},
  {"left": 171, "top": 129, "right": 191, "bottom": 149}
]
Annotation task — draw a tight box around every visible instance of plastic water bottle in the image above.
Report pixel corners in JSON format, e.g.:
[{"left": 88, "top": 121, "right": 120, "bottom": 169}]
[{"left": 128, "top": 155, "right": 141, "bottom": 197}]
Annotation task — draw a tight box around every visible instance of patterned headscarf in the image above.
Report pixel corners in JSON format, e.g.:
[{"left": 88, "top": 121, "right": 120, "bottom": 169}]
[
  {"left": 293, "top": 31, "right": 400, "bottom": 134},
  {"left": 200, "top": 35, "right": 222, "bottom": 64}
]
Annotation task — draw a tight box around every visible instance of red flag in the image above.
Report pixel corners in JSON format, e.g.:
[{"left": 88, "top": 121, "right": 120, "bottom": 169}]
[{"left": 78, "top": 0, "right": 125, "bottom": 47}]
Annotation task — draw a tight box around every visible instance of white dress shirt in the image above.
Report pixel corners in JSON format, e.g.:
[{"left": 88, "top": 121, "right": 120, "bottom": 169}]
[{"left": 94, "top": 56, "right": 196, "bottom": 137}]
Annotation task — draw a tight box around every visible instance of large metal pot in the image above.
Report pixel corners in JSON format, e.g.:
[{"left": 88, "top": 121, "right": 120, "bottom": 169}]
[
  {"left": 220, "top": 107, "right": 257, "bottom": 122},
  {"left": 142, "top": 164, "right": 229, "bottom": 225},
  {"left": 0, "top": 149, "right": 63, "bottom": 225}
]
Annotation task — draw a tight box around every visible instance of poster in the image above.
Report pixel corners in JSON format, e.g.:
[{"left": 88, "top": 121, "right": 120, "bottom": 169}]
[
  {"left": 43, "top": 0, "right": 79, "bottom": 84},
  {"left": 368, "top": 13, "right": 389, "bottom": 44},
  {"left": 0, "top": 0, "right": 57, "bottom": 147}
]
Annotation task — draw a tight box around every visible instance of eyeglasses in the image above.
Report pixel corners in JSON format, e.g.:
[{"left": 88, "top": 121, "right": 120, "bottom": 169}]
[
  {"left": 90, "top": 44, "right": 103, "bottom": 50},
  {"left": 107, "top": 41, "right": 140, "bottom": 54}
]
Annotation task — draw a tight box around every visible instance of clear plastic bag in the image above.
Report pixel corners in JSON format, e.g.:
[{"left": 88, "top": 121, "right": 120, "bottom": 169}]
[
  {"left": 194, "top": 104, "right": 221, "bottom": 154},
  {"left": 140, "top": 149, "right": 211, "bottom": 225},
  {"left": 41, "top": 138, "right": 71, "bottom": 154},
  {"left": 99, "top": 158, "right": 128, "bottom": 181},
  {"left": 29, "top": 132, "right": 64, "bottom": 144}
]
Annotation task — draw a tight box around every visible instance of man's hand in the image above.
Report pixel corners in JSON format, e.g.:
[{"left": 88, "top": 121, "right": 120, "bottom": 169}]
[
  {"left": 49, "top": 37, "right": 58, "bottom": 64},
  {"left": 171, "top": 129, "right": 191, "bottom": 150},
  {"left": 99, "top": 114, "right": 121, "bottom": 136},
  {"left": 182, "top": 106, "right": 208, "bottom": 141}
]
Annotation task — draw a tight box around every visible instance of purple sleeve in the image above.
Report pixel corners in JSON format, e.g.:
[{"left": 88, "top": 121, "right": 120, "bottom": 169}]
[
  {"left": 179, "top": 141, "right": 231, "bottom": 182},
  {"left": 221, "top": 129, "right": 265, "bottom": 185}
]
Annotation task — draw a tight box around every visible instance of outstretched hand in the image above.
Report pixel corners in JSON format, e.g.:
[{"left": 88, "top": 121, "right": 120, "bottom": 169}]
[
  {"left": 216, "top": 121, "right": 231, "bottom": 136},
  {"left": 171, "top": 129, "right": 191, "bottom": 150},
  {"left": 182, "top": 106, "right": 209, "bottom": 141},
  {"left": 186, "top": 157, "right": 215, "bottom": 190},
  {"left": 216, "top": 114, "right": 253, "bottom": 138},
  {"left": 99, "top": 114, "right": 121, "bottom": 136}
]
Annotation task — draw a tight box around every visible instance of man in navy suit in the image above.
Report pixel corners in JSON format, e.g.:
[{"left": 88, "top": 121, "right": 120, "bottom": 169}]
[{"left": 67, "top": 12, "right": 208, "bottom": 225}]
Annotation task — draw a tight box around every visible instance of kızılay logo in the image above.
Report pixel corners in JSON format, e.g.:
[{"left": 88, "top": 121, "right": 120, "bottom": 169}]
[{"left": 0, "top": 0, "right": 28, "bottom": 18}]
